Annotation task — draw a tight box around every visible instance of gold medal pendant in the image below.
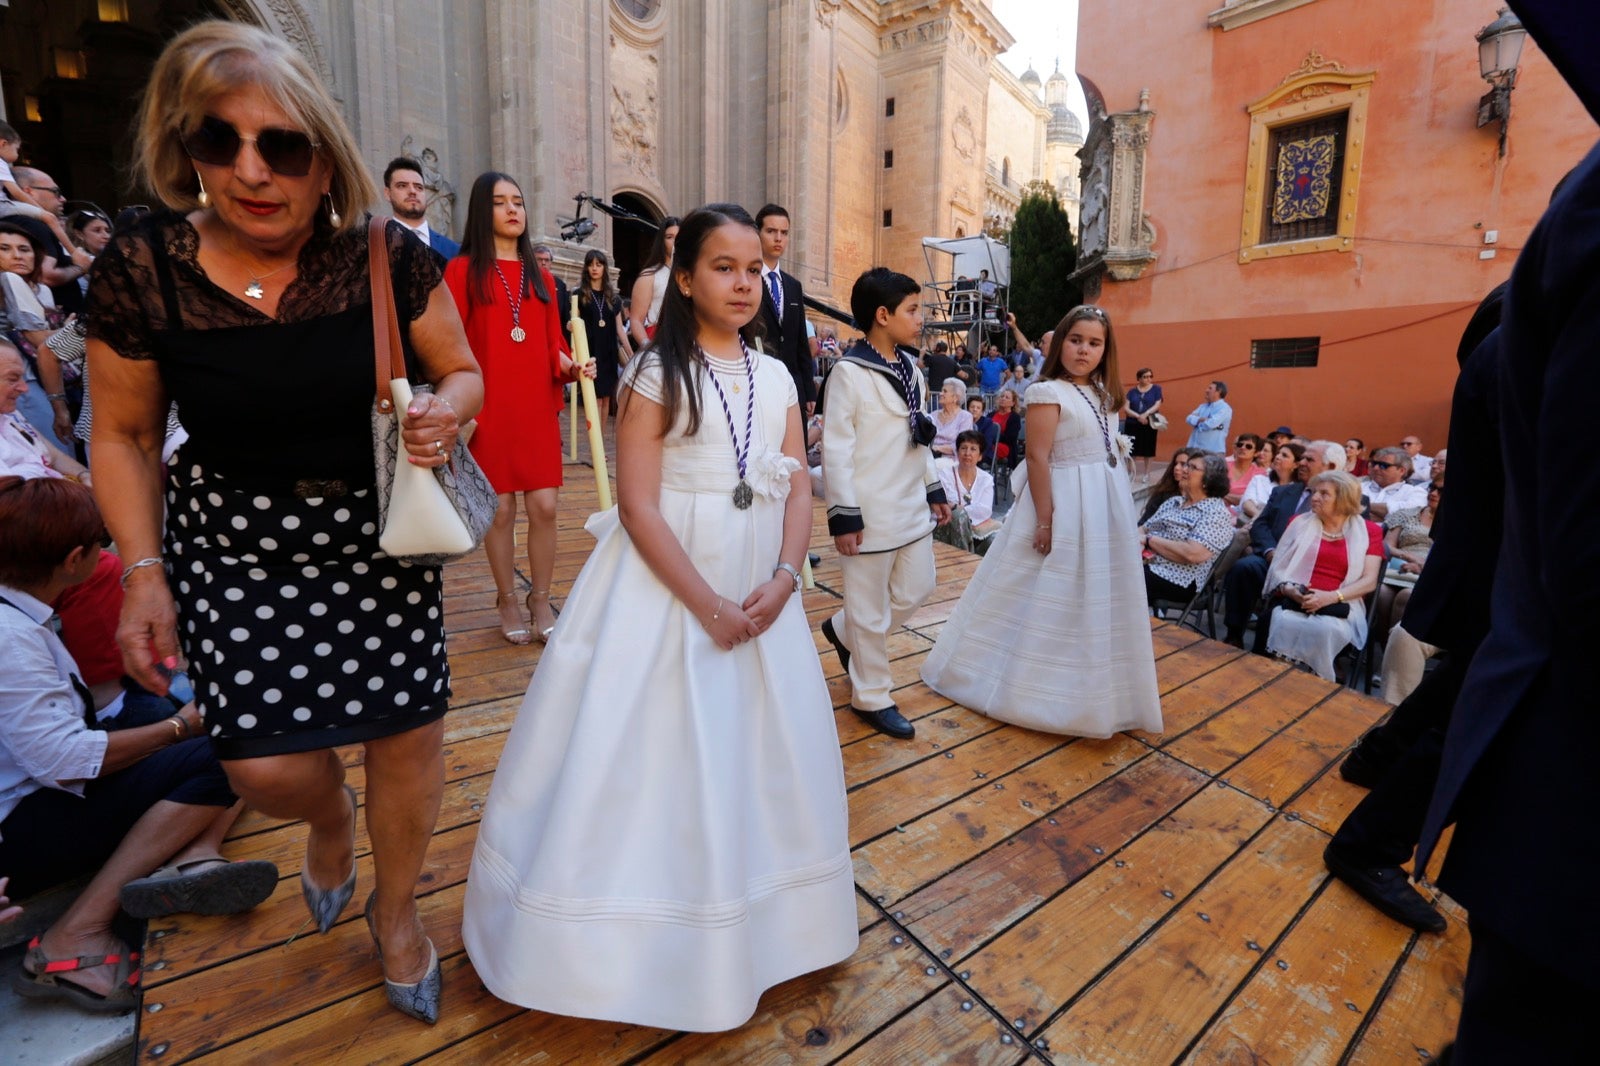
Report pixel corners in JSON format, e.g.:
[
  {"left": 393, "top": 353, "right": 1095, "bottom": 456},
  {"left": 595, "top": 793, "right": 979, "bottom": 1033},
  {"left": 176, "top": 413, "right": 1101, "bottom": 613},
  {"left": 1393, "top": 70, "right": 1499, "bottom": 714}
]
[{"left": 510, "top": 326, "right": 526, "bottom": 343}]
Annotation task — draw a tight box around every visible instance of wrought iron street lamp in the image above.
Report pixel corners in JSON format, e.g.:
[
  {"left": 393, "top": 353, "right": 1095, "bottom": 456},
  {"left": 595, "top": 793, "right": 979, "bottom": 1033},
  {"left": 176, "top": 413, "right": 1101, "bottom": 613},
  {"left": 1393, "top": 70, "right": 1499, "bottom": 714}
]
[{"left": 1475, "top": 7, "right": 1528, "bottom": 156}]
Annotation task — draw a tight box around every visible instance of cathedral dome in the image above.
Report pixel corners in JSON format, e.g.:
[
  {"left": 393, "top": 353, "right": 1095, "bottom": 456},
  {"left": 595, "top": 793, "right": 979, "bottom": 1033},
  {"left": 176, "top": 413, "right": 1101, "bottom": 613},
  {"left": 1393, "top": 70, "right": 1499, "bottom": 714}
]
[
  {"left": 1047, "top": 104, "right": 1083, "bottom": 145},
  {"left": 1020, "top": 66, "right": 1042, "bottom": 95}
]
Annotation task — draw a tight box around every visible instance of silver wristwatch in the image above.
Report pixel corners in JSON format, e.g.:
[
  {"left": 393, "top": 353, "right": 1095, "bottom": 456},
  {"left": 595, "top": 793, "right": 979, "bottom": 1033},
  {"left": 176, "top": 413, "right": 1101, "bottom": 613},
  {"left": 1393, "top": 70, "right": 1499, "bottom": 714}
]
[{"left": 774, "top": 562, "right": 803, "bottom": 592}]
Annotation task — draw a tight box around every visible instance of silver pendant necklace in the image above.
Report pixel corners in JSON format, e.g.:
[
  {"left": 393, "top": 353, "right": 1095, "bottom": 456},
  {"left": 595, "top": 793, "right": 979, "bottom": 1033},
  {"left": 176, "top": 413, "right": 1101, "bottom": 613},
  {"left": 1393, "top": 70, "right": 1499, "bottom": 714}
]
[
  {"left": 493, "top": 259, "right": 527, "bottom": 342},
  {"left": 241, "top": 259, "right": 294, "bottom": 300},
  {"left": 1073, "top": 382, "right": 1119, "bottom": 468},
  {"left": 704, "top": 339, "right": 758, "bottom": 509}
]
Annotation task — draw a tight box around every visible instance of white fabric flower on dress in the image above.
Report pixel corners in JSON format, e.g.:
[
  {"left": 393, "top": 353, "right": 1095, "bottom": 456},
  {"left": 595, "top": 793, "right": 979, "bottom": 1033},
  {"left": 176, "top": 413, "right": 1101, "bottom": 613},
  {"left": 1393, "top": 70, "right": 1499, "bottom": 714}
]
[
  {"left": 1115, "top": 433, "right": 1135, "bottom": 460},
  {"left": 747, "top": 450, "right": 801, "bottom": 500}
]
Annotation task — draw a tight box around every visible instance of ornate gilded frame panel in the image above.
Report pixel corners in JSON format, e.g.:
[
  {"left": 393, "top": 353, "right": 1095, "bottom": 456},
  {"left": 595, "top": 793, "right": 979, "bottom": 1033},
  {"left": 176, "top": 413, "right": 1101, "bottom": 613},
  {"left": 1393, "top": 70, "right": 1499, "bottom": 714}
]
[{"left": 1239, "top": 55, "right": 1375, "bottom": 263}]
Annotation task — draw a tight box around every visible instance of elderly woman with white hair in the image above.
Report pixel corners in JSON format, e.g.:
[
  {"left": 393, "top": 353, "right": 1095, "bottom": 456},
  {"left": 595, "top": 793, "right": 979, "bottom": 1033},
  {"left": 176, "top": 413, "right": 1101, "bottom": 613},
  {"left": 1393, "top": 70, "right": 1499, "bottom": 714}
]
[
  {"left": 85, "top": 21, "right": 484, "bottom": 1023},
  {"left": 929, "top": 378, "right": 974, "bottom": 457},
  {"left": 1254, "top": 471, "right": 1384, "bottom": 679}
]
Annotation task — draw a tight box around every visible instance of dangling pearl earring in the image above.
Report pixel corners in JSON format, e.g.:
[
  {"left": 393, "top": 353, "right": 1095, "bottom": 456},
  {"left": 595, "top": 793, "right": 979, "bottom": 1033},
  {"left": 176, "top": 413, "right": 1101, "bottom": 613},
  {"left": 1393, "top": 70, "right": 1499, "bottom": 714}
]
[
  {"left": 196, "top": 174, "right": 209, "bottom": 208},
  {"left": 323, "top": 193, "right": 341, "bottom": 227}
]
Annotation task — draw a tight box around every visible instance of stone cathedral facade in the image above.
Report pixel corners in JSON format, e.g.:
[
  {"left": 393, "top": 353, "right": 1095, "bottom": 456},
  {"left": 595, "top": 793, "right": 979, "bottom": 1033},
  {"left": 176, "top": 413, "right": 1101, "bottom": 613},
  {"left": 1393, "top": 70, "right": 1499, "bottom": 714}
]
[{"left": 2, "top": 0, "right": 1079, "bottom": 309}]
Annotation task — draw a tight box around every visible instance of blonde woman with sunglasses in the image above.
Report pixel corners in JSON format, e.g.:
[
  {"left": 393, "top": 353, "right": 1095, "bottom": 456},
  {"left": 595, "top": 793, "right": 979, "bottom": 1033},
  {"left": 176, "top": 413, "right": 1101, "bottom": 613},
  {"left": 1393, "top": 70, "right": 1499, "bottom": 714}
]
[{"left": 85, "top": 21, "right": 484, "bottom": 1025}]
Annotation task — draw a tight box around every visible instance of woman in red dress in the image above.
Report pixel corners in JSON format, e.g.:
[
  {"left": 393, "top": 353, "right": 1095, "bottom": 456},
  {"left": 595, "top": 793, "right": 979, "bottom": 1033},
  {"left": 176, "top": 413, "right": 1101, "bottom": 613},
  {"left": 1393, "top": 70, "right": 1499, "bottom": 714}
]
[{"left": 445, "top": 173, "right": 591, "bottom": 643}]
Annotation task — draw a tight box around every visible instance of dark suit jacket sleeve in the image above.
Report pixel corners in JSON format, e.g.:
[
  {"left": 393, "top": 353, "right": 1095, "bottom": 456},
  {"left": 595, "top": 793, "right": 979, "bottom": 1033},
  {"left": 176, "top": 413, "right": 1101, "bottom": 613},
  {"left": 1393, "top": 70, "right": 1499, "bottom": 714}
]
[
  {"left": 998, "top": 413, "right": 1022, "bottom": 456},
  {"left": 1250, "top": 487, "right": 1289, "bottom": 555},
  {"left": 785, "top": 273, "right": 816, "bottom": 405},
  {"left": 1538, "top": 261, "right": 1600, "bottom": 647}
]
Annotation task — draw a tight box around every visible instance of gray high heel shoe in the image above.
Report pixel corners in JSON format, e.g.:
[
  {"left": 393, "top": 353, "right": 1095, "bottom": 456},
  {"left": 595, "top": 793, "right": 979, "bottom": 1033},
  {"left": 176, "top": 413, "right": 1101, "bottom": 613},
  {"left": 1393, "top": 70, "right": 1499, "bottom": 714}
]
[
  {"left": 363, "top": 891, "right": 441, "bottom": 1024},
  {"left": 299, "top": 784, "right": 357, "bottom": 934}
]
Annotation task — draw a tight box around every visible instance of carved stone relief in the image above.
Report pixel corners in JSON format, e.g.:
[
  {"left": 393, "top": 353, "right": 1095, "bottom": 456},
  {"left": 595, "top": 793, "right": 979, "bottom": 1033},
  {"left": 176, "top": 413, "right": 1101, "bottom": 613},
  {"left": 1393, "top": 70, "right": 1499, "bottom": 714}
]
[
  {"left": 1072, "top": 97, "right": 1158, "bottom": 285},
  {"left": 398, "top": 135, "right": 456, "bottom": 235},
  {"left": 213, "top": 0, "right": 331, "bottom": 84},
  {"left": 816, "top": 0, "right": 842, "bottom": 28},
  {"left": 952, "top": 106, "right": 976, "bottom": 162},
  {"left": 608, "top": 37, "right": 660, "bottom": 179}
]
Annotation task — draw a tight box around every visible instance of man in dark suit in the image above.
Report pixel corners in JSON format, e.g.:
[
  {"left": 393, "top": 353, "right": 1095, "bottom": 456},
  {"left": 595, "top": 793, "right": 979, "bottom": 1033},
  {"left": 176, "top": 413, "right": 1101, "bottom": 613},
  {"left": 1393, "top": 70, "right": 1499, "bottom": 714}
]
[
  {"left": 1221, "top": 455, "right": 1313, "bottom": 646},
  {"left": 1322, "top": 285, "right": 1505, "bottom": 936},
  {"left": 755, "top": 204, "right": 817, "bottom": 414},
  {"left": 533, "top": 245, "right": 572, "bottom": 346},
  {"left": 1415, "top": 3, "right": 1600, "bottom": 1057},
  {"left": 383, "top": 157, "right": 459, "bottom": 260}
]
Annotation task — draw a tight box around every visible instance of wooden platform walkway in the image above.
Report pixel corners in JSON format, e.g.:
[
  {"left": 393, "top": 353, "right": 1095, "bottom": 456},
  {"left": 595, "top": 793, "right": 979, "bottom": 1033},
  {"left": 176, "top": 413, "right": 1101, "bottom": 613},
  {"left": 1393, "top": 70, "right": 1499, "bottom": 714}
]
[{"left": 135, "top": 456, "right": 1466, "bottom": 1065}]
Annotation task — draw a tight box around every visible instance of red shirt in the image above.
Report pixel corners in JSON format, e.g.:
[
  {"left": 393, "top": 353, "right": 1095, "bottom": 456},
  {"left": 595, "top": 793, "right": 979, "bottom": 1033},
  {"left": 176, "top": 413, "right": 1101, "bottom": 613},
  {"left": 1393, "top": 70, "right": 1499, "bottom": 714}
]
[{"left": 1309, "top": 520, "right": 1384, "bottom": 591}]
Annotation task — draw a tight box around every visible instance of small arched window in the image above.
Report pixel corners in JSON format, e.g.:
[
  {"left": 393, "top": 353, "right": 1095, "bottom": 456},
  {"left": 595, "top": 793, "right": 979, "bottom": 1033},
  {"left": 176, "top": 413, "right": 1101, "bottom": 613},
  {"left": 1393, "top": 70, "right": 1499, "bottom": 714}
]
[{"left": 1001, "top": 157, "right": 1011, "bottom": 186}]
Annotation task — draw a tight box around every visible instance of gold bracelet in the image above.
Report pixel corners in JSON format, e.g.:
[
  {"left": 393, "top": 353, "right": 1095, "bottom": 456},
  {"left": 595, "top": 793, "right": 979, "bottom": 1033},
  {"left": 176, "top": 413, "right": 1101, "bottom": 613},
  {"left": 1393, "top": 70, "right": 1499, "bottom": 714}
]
[
  {"left": 710, "top": 597, "right": 723, "bottom": 623},
  {"left": 1336, "top": 590, "right": 1345, "bottom": 603},
  {"left": 168, "top": 716, "right": 185, "bottom": 741}
]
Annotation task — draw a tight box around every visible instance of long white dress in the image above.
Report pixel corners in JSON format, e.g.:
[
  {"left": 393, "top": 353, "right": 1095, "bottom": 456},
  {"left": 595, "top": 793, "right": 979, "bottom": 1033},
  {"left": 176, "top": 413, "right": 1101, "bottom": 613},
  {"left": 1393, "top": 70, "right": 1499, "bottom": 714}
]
[
  {"left": 920, "top": 378, "right": 1162, "bottom": 736},
  {"left": 463, "top": 352, "right": 858, "bottom": 1032}
]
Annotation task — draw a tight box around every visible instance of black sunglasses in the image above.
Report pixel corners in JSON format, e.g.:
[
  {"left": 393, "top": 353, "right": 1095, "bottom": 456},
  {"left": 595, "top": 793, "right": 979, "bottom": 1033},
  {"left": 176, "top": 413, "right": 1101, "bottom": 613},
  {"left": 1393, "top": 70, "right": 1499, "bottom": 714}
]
[
  {"left": 1368, "top": 460, "right": 1397, "bottom": 470},
  {"left": 181, "top": 115, "right": 321, "bottom": 178}
]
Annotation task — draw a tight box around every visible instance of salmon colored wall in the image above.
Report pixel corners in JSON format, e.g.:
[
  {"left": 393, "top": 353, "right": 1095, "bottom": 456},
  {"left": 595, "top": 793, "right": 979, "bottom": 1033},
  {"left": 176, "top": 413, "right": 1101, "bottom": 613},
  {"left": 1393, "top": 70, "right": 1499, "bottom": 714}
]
[{"left": 1077, "top": 0, "right": 1598, "bottom": 452}]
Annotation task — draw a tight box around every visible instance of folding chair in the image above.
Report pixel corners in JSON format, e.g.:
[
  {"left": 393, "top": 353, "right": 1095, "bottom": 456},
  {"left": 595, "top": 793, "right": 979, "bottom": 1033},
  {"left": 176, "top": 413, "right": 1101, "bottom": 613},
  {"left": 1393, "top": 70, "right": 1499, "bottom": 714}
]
[{"left": 1150, "top": 530, "right": 1249, "bottom": 638}]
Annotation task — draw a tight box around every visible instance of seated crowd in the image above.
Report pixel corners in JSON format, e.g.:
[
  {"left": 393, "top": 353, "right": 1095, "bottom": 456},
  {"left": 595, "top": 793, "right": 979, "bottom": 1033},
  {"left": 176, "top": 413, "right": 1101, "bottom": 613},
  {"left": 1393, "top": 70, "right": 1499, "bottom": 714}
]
[{"left": 1141, "top": 421, "right": 1450, "bottom": 690}]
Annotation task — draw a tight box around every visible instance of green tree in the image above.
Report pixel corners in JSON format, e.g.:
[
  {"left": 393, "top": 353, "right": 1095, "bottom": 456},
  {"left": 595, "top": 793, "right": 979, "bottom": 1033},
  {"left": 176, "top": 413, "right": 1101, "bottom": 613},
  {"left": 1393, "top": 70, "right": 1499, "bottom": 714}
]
[{"left": 1007, "top": 183, "right": 1078, "bottom": 346}]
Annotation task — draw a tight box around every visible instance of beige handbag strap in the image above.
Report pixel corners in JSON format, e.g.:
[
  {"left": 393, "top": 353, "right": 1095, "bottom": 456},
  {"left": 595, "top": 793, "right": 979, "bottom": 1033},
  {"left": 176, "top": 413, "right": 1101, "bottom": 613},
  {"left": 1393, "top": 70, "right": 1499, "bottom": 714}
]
[{"left": 367, "top": 217, "right": 407, "bottom": 412}]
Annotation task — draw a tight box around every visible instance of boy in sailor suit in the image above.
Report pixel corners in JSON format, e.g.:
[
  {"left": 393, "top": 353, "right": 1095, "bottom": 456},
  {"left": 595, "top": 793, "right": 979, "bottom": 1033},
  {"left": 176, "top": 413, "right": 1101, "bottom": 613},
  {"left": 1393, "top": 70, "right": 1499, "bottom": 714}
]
[{"left": 819, "top": 268, "right": 950, "bottom": 740}]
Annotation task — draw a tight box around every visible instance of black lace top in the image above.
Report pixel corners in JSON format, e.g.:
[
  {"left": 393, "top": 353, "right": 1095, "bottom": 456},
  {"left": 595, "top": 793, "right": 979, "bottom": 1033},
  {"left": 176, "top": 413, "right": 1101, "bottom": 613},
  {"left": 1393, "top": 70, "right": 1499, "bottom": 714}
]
[{"left": 86, "top": 213, "right": 444, "bottom": 487}]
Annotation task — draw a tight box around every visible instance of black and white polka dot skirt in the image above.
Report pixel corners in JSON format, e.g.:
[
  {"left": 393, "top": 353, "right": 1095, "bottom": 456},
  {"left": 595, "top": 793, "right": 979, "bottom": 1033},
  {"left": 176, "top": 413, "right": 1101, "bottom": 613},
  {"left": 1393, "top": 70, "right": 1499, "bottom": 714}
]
[{"left": 165, "top": 460, "right": 451, "bottom": 759}]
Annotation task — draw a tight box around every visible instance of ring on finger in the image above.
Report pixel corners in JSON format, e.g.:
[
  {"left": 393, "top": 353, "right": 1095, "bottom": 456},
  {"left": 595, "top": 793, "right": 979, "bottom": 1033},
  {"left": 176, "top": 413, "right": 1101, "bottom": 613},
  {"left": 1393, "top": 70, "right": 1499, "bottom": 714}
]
[{"left": 434, "top": 439, "right": 445, "bottom": 455}]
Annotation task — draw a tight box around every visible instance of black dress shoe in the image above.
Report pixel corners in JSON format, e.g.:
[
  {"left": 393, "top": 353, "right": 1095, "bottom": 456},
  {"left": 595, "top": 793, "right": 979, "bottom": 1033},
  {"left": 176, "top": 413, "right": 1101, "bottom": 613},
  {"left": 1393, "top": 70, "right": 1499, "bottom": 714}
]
[
  {"left": 1324, "top": 843, "right": 1446, "bottom": 933},
  {"left": 853, "top": 704, "right": 915, "bottom": 740},
  {"left": 820, "top": 617, "right": 851, "bottom": 675}
]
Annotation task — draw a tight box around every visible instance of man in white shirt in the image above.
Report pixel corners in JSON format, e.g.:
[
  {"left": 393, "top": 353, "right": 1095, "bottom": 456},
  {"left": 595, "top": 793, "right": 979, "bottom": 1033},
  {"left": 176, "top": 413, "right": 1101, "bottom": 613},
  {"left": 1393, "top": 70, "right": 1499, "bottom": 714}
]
[
  {"left": 383, "top": 157, "right": 458, "bottom": 259},
  {"left": 1399, "top": 434, "right": 1432, "bottom": 484},
  {"left": 1, "top": 344, "right": 89, "bottom": 484},
  {"left": 1362, "top": 447, "right": 1427, "bottom": 521}
]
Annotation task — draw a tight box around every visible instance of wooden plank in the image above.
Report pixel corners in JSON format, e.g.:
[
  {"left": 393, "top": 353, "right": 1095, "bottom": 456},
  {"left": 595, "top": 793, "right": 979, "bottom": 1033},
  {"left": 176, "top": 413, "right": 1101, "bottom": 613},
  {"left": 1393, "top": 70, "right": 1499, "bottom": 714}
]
[
  {"left": 1162, "top": 669, "right": 1335, "bottom": 777},
  {"left": 633, "top": 921, "right": 947, "bottom": 1065},
  {"left": 143, "top": 823, "right": 477, "bottom": 986},
  {"left": 852, "top": 736, "right": 1146, "bottom": 906},
  {"left": 841, "top": 711, "right": 1005, "bottom": 790},
  {"left": 1285, "top": 764, "right": 1371, "bottom": 836},
  {"left": 1154, "top": 641, "right": 1247, "bottom": 695},
  {"left": 1345, "top": 900, "right": 1469, "bottom": 1066},
  {"left": 1154, "top": 652, "right": 1290, "bottom": 741},
  {"left": 1037, "top": 815, "right": 1330, "bottom": 1063},
  {"left": 846, "top": 726, "right": 1066, "bottom": 846},
  {"left": 139, "top": 882, "right": 471, "bottom": 1061},
  {"left": 421, "top": 1004, "right": 675, "bottom": 1065},
  {"left": 1223, "top": 690, "right": 1387, "bottom": 809},
  {"left": 154, "top": 952, "right": 522, "bottom": 1064},
  {"left": 960, "top": 782, "right": 1272, "bottom": 1036},
  {"left": 899, "top": 753, "right": 1213, "bottom": 961},
  {"left": 1152, "top": 623, "right": 1206, "bottom": 658},
  {"left": 831, "top": 984, "right": 1032, "bottom": 1066},
  {"left": 1181, "top": 873, "right": 1414, "bottom": 1063}
]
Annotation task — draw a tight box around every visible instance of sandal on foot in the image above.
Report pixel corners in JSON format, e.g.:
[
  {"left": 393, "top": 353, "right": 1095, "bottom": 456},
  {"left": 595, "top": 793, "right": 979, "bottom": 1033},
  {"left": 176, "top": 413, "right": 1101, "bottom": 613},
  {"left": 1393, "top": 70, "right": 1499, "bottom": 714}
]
[
  {"left": 363, "top": 891, "right": 441, "bottom": 1024},
  {"left": 120, "top": 857, "right": 280, "bottom": 918},
  {"left": 300, "top": 784, "right": 358, "bottom": 934},
  {"left": 528, "top": 590, "right": 556, "bottom": 644},
  {"left": 13, "top": 936, "right": 141, "bottom": 1014},
  {"left": 497, "top": 591, "right": 532, "bottom": 645}
]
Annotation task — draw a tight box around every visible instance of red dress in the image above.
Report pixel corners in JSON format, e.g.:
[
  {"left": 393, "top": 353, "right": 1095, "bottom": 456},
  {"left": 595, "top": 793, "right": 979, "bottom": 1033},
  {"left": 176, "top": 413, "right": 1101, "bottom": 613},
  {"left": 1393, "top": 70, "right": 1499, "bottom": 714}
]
[{"left": 444, "top": 257, "right": 570, "bottom": 492}]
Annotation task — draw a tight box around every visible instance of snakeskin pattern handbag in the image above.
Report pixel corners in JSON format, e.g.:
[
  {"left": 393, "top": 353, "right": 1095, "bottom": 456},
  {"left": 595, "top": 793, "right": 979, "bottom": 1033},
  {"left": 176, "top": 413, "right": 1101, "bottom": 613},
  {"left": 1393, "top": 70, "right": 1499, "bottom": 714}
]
[{"left": 368, "top": 218, "right": 497, "bottom": 565}]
